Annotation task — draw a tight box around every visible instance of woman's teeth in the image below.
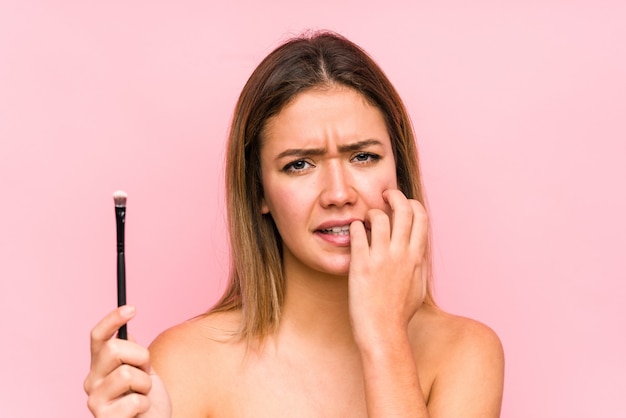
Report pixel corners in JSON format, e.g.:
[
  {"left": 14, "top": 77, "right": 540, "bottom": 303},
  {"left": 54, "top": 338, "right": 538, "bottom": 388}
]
[{"left": 322, "top": 225, "right": 350, "bottom": 235}]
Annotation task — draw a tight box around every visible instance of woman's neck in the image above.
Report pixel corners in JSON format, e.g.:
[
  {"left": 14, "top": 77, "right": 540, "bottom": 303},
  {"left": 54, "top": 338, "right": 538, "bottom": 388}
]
[{"left": 277, "top": 258, "right": 357, "bottom": 351}]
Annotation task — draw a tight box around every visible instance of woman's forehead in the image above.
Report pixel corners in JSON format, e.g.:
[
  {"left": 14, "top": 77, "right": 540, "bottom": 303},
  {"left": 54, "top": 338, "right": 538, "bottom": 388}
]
[{"left": 261, "top": 87, "right": 389, "bottom": 150}]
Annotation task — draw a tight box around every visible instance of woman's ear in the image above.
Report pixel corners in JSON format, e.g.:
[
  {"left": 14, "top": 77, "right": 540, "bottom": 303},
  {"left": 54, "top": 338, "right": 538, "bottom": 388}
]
[{"left": 261, "top": 197, "right": 270, "bottom": 214}]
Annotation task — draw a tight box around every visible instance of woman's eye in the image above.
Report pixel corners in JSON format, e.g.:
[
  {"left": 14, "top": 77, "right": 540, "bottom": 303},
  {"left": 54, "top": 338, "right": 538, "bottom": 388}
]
[
  {"left": 352, "top": 152, "right": 380, "bottom": 164},
  {"left": 283, "top": 159, "right": 313, "bottom": 173}
]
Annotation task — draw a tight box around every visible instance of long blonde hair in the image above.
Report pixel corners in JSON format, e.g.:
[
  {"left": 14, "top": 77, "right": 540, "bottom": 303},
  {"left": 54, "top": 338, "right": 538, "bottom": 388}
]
[{"left": 210, "top": 31, "right": 434, "bottom": 341}]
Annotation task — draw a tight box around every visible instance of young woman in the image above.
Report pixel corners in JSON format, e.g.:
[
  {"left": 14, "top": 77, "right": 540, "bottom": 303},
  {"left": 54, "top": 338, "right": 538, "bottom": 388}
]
[{"left": 84, "top": 31, "right": 504, "bottom": 417}]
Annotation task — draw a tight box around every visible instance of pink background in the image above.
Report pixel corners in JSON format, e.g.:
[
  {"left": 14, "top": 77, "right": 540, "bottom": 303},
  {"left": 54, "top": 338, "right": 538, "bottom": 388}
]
[{"left": 1, "top": 1, "right": 625, "bottom": 416}]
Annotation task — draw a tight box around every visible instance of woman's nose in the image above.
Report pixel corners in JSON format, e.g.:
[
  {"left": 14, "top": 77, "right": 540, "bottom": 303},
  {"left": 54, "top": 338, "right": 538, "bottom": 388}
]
[{"left": 319, "top": 161, "right": 357, "bottom": 208}]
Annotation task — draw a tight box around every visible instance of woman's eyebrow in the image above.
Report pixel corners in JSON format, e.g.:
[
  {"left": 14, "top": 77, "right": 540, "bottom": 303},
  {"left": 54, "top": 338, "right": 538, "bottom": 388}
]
[
  {"left": 337, "top": 139, "right": 383, "bottom": 153},
  {"left": 275, "top": 147, "right": 326, "bottom": 160},
  {"left": 275, "top": 139, "right": 383, "bottom": 160}
]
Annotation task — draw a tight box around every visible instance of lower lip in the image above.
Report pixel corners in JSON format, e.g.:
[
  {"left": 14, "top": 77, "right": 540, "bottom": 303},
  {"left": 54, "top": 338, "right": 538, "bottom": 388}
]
[{"left": 315, "top": 230, "right": 351, "bottom": 246}]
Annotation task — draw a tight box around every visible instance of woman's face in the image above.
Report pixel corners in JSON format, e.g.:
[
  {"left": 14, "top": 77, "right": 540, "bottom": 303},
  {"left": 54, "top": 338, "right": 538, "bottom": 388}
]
[{"left": 260, "top": 86, "right": 398, "bottom": 277}]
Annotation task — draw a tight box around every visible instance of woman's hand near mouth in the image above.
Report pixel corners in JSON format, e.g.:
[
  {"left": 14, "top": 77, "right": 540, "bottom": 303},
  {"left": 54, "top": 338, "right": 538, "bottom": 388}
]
[
  {"left": 348, "top": 189, "right": 428, "bottom": 342},
  {"left": 347, "top": 188, "right": 430, "bottom": 417}
]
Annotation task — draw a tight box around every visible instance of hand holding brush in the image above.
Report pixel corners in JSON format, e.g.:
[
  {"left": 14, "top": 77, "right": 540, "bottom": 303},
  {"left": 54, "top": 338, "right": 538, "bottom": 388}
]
[{"left": 84, "top": 191, "right": 172, "bottom": 416}]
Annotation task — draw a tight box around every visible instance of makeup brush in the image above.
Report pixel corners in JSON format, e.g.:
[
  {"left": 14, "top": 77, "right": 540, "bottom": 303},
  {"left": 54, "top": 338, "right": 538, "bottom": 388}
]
[{"left": 113, "top": 190, "right": 128, "bottom": 340}]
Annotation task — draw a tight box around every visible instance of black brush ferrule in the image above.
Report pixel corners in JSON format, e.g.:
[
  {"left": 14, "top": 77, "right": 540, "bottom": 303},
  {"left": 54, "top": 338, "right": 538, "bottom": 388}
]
[{"left": 115, "top": 206, "right": 126, "bottom": 252}]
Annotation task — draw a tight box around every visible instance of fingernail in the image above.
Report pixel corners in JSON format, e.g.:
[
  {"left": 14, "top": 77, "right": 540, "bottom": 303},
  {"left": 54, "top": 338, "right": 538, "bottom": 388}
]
[{"left": 120, "top": 305, "right": 135, "bottom": 318}]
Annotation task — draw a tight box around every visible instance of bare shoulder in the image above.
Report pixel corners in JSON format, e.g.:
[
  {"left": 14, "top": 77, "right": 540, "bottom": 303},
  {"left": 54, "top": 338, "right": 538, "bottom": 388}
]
[
  {"left": 149, "top": 310, "right": 245, "bottom": 416},
  {"left": 411, "top": 305, "right": 504, "bottom": 417},
  {"left": 151, "top": 309, "right": 243, "bottom": 349},
  {"left": 418, "top": 306, "right": 503, "bottom": 356}
]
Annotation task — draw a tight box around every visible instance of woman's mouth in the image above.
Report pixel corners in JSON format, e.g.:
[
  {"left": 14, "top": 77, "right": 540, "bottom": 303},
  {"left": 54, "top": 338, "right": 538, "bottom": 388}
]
[{"left": 320, "top": 225, "right": 351, "bottom": 236}]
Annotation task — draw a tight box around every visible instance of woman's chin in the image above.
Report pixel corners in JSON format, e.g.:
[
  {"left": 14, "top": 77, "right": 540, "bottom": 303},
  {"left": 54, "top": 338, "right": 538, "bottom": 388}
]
[{"left": 316, "top": 256, "right": 351, "bottom": 277}]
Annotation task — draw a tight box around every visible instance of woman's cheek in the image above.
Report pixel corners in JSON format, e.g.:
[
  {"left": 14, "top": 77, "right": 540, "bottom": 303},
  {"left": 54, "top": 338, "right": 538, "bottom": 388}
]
[{"left": 360, "top": 180, "right": 396, "bottom": 213}]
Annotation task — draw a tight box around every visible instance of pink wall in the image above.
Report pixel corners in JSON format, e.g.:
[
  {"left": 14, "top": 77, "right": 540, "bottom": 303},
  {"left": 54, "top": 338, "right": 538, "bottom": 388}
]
[{"left": 1, "top": 1, "right": 624, "bottom": 416}]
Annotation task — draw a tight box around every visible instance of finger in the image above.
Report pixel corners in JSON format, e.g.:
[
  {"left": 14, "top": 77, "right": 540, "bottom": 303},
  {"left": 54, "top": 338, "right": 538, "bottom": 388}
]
[
  {"left": 408, "top": 200, "right": 429, "bottom": 256},
  {"left": 87, "top": 364, "right": 152, "bottom": 411},
  {"left": 420, "top": 256, "right": 429, "bottom": 304},
  {"left": 87, "top": 391, "right": 150, "bottom": 417},
  {"left": 102, "top": 363, "right": 153, "bottom": 398},
  {"left": 366, "top": 208, "right": 390, "bottom": 252},
  {"left": 349, "top": 220, "right": 369, "bottom": 259},
  {"left": 383, "top": 189, "right": 413, "bottom": 245},
  {"left": 90, "top": 306, "right": 136, "bottom": 356},
  {"left": 89, "top": 338, "right": 152, "bottom": 386}
]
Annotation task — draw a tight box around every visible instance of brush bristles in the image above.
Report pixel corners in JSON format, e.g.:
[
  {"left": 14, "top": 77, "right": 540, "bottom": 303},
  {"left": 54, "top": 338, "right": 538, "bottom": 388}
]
[{"left": 113, "top": 190, "right": 127, "bottom": 207}]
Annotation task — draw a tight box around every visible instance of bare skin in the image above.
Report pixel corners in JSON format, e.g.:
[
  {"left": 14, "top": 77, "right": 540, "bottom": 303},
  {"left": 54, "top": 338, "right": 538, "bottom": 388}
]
[
  {"left": 84, "top": 87, "right": 504, "bottom": 417},
  {"left": 149, "top": 300, "right": 504, "bottom": 417},
  {"left": 86, "top": 300, "right": 503, "bottom": 417}
]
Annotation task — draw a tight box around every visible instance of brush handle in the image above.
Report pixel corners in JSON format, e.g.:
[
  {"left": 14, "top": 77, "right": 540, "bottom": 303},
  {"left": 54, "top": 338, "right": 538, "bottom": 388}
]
[
  {"left": 117, "top": 251, "right": 127, "bottom": 339},
  {"left": 115, "top": 206, "right": 127, "bottom": 340}
]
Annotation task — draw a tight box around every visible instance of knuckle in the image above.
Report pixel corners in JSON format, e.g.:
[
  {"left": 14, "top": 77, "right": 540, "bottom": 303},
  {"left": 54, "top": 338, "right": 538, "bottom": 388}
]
[
  {"left": 98, "top": 341, "right": 125, "bottom": 370},
  {"left": 89, "top": 327, "right": 102, "bottom": 344},
  {"left": 137, "top": 346, "right": 150, "bottom": 364},
  {"left": 144, "top": 374, "right": 153, "bottom": 393},
  {"left": 387, "top": 188, "right": 404, "bottom": 199},
  {"left": 105, "top": 339, "right": 123, "bottom": 361},
  {"left": 411, "top": 203, "right": 428, "bottom": 224},
  {"left": 410, "top": 200, "right": 426, "bottom": 215},
  {"left": 86, "top": 396, "right": 99, "bottom": 414},
  {"left": 83, "top": 376, "right": 92, "bottom": 394},
  {"left": 118, "top": 364, "right": 134, "bottom": 384},
  {"left": 127, "top": 392, "right": 150, "bottom": 413}
]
